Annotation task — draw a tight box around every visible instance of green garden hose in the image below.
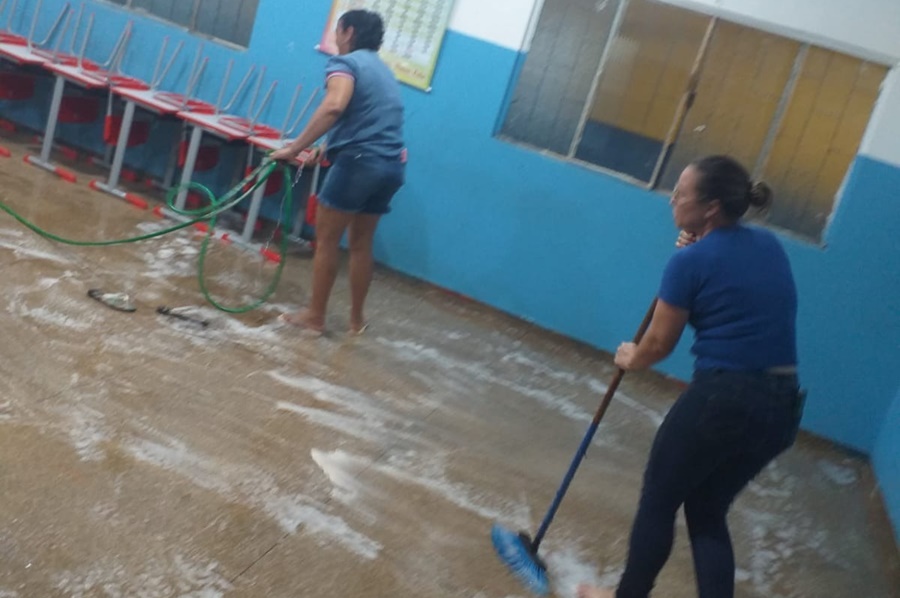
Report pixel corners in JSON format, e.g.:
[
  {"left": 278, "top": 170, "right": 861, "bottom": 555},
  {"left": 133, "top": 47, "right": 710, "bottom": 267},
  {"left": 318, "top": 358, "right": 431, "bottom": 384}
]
[{"left": 0, "top": 159, "right": 295, "bottom": 314}]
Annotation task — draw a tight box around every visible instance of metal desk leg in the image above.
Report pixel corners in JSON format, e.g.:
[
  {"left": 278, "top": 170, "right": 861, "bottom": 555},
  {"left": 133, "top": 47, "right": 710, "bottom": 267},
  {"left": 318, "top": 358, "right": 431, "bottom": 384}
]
[
  {"left": 241, "top": 175, "right": 267, "bottom": 243},
  {"left": 89, "top": 100, "right": 148, "bottom": 209},
  {"left": 174, "top": 125, "right": 203, "bottom": 210},
  {"left": 92, "top": 140, "right": 113, "bottom": 169},
  {"left": 25, "top": 75, "right": 76, "bottom": 182},
  {"left": 161, "top": 126, "right": 181, "bottom": 190},
  {"left": 107, "top": 99, "right": 135, "bottom": 189},
  {"left": 39, "top": 75, "right": 64, "bottom": 163}
]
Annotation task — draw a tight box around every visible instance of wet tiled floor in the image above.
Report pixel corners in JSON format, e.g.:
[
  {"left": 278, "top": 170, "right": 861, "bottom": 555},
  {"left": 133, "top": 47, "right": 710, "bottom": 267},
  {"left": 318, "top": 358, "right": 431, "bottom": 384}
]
[{"left": 0, "top": 138, "right": 897, "bottom": 597}]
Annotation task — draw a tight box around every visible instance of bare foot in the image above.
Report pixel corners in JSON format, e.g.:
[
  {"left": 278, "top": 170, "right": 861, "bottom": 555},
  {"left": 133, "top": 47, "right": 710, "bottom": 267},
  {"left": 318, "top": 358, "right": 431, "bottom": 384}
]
[
  {"left": 576, "top": 584, "right": 616, "bottom": 598},
  {"left": 348, "top": 321, "right": 368, "bottom": 336},
  {"left": 279, "top": 309, "right": 325, "bottom": 336}
]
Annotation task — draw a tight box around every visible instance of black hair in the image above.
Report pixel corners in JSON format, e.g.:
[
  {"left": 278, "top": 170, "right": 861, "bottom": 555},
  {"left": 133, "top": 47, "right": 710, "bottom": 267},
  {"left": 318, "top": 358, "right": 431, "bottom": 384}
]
[
  {"left": 338, "top": 10, "right": 385, "bottom": 52},
  {"left": 690, "top": 155, "right": 774, "bottom": 221}
]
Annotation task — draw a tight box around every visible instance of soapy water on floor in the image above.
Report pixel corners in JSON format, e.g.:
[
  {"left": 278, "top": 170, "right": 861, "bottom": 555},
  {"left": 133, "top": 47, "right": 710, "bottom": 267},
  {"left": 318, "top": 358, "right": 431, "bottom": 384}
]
[
  {"left": 0, "top": 228, "right": 75, "bottom": 265},
  {"left": 0, "top": 217, "right": 879, "bottom": 598},
  {"left": 54, "top": 553, "right": 232, "bottom": 598}
]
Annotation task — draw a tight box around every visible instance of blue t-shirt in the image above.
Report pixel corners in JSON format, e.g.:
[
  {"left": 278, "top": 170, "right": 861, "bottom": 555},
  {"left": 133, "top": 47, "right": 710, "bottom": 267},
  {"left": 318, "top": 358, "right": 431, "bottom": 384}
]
[
  {"left": 658, "top": 224, "right": 797, "bottom": 371},
  {"left": 324, "top": 50, "right": 404, "bottom": 160}
]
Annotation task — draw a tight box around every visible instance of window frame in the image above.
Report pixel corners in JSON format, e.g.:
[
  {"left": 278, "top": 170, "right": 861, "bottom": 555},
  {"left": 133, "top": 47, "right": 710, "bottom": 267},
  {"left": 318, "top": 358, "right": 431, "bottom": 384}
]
[
  {"left": 100, "top": 0, "right": 257, "bottom": 50},
  {"left": 499, "top": 0, "right": 892, "bottom": 243}
]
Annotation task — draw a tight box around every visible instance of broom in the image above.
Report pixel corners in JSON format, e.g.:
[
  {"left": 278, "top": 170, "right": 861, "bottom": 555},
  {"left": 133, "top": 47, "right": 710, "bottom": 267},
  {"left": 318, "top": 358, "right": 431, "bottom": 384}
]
[{"left": 491, "top": 298, "right": 658, "bottom": 595}]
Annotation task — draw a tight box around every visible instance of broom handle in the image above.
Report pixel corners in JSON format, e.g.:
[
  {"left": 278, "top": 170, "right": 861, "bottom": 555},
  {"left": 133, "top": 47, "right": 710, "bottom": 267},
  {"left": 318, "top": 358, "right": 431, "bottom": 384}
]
[{"left": 533, "top": 298, "right": 658, "bottom": 549}]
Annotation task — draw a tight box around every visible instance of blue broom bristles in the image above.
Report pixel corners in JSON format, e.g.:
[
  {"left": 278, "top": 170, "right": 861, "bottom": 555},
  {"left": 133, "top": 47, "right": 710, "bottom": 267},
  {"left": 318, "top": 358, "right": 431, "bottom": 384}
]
[{"left": 491, "top": 523, "right": 550, "bottom": 596}]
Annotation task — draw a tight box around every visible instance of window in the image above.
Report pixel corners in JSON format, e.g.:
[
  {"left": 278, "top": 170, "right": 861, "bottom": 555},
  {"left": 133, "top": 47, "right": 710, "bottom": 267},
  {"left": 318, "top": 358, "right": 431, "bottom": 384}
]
[
  {"left": 501, "top": 0, "right": 624, "bottom": 155},
  {"left": 500, "top": 0, "right": 890, "bottom": 241},
  {"left": 104, "top": 0, "right": 259, "bottom": 48}
]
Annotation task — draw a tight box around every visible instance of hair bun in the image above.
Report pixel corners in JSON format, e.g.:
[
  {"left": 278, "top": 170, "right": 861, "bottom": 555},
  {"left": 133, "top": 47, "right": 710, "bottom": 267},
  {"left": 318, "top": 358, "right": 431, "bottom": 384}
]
[{"left": 748, "top": 181, "right": 774, "bottom": 210}]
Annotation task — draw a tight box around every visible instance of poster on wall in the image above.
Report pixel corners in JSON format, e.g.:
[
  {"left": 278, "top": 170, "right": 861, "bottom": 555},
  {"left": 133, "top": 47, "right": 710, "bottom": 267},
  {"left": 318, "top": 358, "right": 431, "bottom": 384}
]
[{"left": 317, "top": 0, "right": 456, "bottom": 92}]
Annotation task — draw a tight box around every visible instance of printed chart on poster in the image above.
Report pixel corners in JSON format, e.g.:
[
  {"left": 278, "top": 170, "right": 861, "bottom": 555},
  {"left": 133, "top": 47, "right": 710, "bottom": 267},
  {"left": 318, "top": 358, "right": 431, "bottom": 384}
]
[{"left": 318, "top": 0, "right": 456, "bottom": 91}]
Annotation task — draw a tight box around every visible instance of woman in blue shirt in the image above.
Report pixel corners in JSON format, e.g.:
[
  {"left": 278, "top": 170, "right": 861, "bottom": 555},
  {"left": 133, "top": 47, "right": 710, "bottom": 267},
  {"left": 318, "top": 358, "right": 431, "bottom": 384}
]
[
  {"left": 579, "top": 156, "right": 804, "bottom": 598},
  {"left": 272, "top": 9, "right": 405, "bottom": 336}
]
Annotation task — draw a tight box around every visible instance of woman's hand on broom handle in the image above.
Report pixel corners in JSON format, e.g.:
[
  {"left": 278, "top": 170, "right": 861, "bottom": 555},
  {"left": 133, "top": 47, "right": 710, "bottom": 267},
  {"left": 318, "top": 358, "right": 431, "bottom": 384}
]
[
  {"left": 675, "top": 230, "right": 697, "bottom": 248},
  {"left": 616, "top": 230, "right": 695, "bottom": 371},
  {"left": 615, "top": 342, "right": 638, "bottom": 370}
]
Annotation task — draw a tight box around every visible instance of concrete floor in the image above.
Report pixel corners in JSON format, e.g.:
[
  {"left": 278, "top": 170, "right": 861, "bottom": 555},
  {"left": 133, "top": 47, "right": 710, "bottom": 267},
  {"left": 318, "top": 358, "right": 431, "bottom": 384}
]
[{"left": 0, "top": 137, "right": 897, "bottom": 598}]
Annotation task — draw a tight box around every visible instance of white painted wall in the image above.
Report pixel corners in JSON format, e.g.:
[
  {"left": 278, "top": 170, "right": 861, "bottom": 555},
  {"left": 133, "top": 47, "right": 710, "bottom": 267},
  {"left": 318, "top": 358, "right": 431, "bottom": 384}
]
[
  {"left": 664, "top": 0, "right": 900, "bottom": 64},
  {"left": 448, "top": 0, "right": 900, "bottom": 63},
  {"left": 860, "top": 68, "right": 900, "bottom": 167},
  {"left": 447, "top": 0, "right": 537, "bottom": 51},
  {"left": 447, "top": 0, "right": 900, "bottom": 165}
]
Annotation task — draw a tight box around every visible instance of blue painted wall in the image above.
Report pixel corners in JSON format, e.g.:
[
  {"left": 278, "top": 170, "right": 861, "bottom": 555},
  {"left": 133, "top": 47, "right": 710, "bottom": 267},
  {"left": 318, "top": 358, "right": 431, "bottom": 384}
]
[{"left": 3, "top": 1, "right": 899, "bottom": 477}]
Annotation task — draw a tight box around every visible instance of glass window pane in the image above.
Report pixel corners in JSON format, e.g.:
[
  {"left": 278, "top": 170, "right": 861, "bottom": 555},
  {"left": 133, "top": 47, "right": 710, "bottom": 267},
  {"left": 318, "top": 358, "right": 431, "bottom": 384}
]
[
  {"left": 657, "top": 20, "right": 800, "bottom": 191},
  {"left": 761, "top": 48, "right": 887, "bottom": 240},
  {"left": 194, "top": 0, "right": 224, "bottom": 38},
  {"left": 574, "top": 0, "right": 710, "bottom": 182},
  {"left": 129, "top": 0, "right": 153, "bottom": 12},
  {"left": 130, "top": 0, "right": 194, "bottom": 27},
  {"left": 233, "top": 0, "right": 259, "bottom": 47},
  {"left": 500, "top": 0, "right": 621, "bottom": 156},
  {"left": 194, "top": 0, "right": 258, "bottom": 46},
  {"left": 102, "top": 0, "right": 258, "bottom": 47}
]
